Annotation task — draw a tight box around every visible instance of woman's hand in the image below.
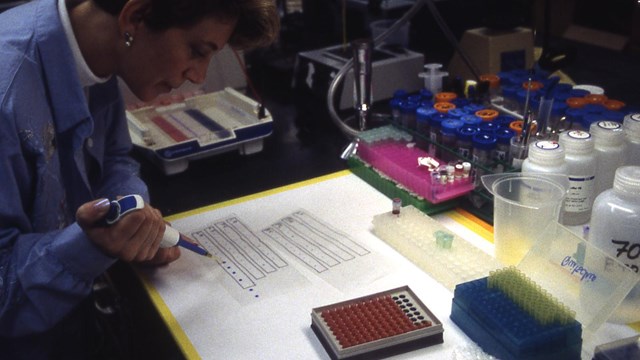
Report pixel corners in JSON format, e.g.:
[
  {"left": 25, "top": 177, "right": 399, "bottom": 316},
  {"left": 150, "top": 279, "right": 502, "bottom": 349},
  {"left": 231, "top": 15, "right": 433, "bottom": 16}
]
[{"left": 76, "top": 198, "right": 180, "bottom": 265}]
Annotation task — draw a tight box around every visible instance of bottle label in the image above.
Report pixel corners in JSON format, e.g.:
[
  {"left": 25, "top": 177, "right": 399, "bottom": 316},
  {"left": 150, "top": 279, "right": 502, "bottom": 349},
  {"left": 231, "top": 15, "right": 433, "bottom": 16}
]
[
  {"left": 568, "top": 130, "right": 591, "bottom": 140},
  {"left": 535, "top": 140, "right": 560, "bottom": 150},
  {"left": 565, "top": 175, "right": 595, "bottom": 212},
  {"left": 597, "top": 121, "right": 622, "bottom": 130},
  {"left": 608, "top": 239, "right": 640, "bottom": 274},
  {"left": 458, "top": 147, "right": 470, "bottom": 158}
]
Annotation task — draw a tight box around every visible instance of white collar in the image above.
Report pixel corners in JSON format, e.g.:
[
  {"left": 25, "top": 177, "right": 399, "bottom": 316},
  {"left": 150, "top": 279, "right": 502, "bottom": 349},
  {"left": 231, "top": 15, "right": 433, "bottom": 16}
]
[{"left": 58, "top": 0, "right": 110, "bottom": 87}]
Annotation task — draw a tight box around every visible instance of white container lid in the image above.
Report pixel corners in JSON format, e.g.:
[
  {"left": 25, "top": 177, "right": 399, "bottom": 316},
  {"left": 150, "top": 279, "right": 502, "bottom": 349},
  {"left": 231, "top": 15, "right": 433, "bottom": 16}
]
[
  {"left": 559, "top": 130, "right": 594, "bottom": 154},
  {"left": 614, "top": 166, "right": 640, "bottom": 194},
  {"left": 589, "top": 121, "right": 624, "bottom": 146},
  {"left": 572, "top": 84, "right": 605, "bottom": 95},
  {"left": 528, "top": 140, "right": 565, "bottom": 164}
]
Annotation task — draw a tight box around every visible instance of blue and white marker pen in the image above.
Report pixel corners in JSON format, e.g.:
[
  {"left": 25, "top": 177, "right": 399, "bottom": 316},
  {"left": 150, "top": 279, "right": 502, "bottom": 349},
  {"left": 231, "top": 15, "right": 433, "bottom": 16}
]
[{"left": 106, "top": 195, "right": 213, "bottom": 258}]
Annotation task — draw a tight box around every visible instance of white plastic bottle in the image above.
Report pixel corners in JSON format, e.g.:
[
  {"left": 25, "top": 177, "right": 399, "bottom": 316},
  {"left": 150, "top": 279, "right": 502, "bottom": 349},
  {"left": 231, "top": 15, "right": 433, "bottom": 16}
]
[
  {"left": 558, "top": 130, "right": 596, "bottom": 225},
  {"left": 589, "top": 166, "right": 640, "bottom": 323},
  {"left": 623, "top": 113, "right": 640, "bottom": 166},
  {"left": 522, "top": 140, "right": 568, "bottom": 175},
  {"left": 589, "top": 121, "right": 625, "bottom": 199}
]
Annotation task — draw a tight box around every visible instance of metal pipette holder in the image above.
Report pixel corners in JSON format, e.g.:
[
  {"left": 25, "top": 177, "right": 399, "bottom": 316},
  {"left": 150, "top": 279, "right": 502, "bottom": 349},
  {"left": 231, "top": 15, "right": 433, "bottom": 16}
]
[{"left": 352, "top": 39, "right": 373, "bottom": 132}]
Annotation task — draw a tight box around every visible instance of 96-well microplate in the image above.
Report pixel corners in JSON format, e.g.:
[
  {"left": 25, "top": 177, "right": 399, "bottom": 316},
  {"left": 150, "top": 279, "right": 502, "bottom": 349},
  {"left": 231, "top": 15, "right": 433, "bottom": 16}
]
[{"left": 311, "top": 286, "right": 444, "bottom": 359}]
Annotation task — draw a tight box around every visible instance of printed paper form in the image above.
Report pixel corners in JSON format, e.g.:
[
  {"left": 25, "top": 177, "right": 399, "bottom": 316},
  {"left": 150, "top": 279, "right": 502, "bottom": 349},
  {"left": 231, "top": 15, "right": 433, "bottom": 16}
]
[{"left": 186, "top": 209, "right": 385, "bottom": 304}]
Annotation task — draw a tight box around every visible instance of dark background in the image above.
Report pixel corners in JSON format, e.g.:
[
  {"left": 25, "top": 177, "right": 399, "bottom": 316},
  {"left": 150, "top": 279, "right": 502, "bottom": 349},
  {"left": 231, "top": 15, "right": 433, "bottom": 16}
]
[
  {"left": 138, "top": 0, "right": 640, "bottom": 218},
  {"left": 2, "top": 0, "right": 635, "bottom": 358},
  {"left": 125, "top": 2, "right": 640, "bottom": 357}
]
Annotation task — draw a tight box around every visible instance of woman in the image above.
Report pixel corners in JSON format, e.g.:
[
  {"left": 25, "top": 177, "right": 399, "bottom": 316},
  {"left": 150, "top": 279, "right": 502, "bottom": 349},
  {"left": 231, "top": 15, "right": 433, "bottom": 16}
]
[{"left": 0, "top": 0, "right": 279, "bottom": 357}]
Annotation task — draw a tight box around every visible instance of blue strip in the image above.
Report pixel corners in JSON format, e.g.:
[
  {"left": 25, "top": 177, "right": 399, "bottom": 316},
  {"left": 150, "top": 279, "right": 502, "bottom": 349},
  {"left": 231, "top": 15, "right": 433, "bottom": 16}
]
[{"left": 185, "top": 109, "right": 232, "bottom": 138}]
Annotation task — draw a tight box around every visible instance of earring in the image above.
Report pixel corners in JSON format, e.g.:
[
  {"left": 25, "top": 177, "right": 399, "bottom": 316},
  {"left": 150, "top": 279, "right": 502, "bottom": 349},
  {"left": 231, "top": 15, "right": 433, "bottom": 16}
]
[{"left": 124, "top": 32, "right": 134, "bottom": 47}]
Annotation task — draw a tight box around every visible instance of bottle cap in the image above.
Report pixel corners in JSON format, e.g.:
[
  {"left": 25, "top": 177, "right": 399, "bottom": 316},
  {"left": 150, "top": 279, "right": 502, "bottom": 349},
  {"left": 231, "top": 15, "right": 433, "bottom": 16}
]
[
  {"left": 495, "top": 128, "right": 516, "bottom": 144},
  {"left": 471, "top": 132, "right": 497, "bottom": 150},
  {"left": 460, "top": 114, "right": 482, "bottom": 127},
  {"left": 528, "top": 140, "right": 565, "bottom": 164},
  {"left": 479, "top": 74, "right": 500, "bottom": 89},
  {"left": 559, "top": 130, "right": 594, "bottom": 154},
  {"left": 429, "top": 113, "right": 449, "bottom": 127},
  {"left": 456, "top": 126, "right": 477, "bottom": 141},
  {"left": 478, "top": 121, "right": 499, "bottom": 134},
  {"left": 494, "top": 115, "right": 516, "bottom": 129},
  {"left": 434, "top": 101, "right": 456, "bottom": 113},
  {"left": 399, "top": 100, "right": 419, "bottom": 114},
  {"left": 434, "top": 92, "right": 457, "bottom": 103},
  {"left": 623, "top": 113, "right": 640, "bottom": 140},
  {"left": 613, "top": 166, "right": 640, "bottom": 194},
  {"left": 416, "top": 106, "right": 437, "bottom": 121},
  {"left": 589, "top": 121, "right": 624, "bottom": 146},
  {"left": 441, "top": 119, "right": 464, "bottom": 135},
  {"left": 475, "top": 109, "right": 499, "bottom": 122},
  {"left": 447, "top": 108, "right": 467, "bottom": 118}
]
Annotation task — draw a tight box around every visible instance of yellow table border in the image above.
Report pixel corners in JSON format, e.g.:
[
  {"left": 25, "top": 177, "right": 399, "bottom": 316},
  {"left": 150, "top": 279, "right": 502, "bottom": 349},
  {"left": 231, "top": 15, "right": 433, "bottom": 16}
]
[{"left": 448, "top": 208, "right": 494, "bottom": 243}]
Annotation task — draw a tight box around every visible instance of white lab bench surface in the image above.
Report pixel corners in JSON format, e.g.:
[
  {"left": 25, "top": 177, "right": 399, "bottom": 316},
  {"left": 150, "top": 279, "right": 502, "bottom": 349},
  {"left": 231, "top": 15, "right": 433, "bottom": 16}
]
[{"left": 138, "top": 171, "right": 638, "bottom": 360}]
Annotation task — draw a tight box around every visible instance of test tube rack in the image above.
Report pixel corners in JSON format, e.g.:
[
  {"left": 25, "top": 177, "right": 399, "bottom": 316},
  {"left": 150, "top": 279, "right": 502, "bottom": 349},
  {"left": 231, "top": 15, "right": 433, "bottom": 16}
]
[
  {"left": 348, "top": 156, "right": 459, "bottom": 215},
  {"left": 355, "top": 126, "right": 475, "bottom": 204},
  {"left": 372, "top": 205, "right": 501, "bottom": 291},
  {"left": 450, "top": 267, "right": 582, "bottom": 360},
  {"left": 310, "top": 286, "right": 444, "bottom": 360}
]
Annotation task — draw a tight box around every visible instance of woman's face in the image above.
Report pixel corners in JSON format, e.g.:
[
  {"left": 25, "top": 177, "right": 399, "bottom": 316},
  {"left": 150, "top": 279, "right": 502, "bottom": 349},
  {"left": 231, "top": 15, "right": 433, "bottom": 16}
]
[{"left": 121, "top": 16, "right": 237, "bottom": 102}]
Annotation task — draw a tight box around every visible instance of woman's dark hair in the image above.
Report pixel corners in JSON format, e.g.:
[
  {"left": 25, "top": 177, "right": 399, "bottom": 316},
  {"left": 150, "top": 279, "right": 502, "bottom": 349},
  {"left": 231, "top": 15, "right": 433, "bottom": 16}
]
[{"left": 92, "top": 0, "right": 280, "bottom": 50}]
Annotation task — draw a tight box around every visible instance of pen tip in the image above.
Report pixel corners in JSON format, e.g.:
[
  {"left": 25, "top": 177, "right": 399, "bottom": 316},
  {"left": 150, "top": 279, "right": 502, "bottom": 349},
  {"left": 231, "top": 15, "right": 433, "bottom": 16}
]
[{"left": 205, "top": 253, "right": 213, "bottom": 258}]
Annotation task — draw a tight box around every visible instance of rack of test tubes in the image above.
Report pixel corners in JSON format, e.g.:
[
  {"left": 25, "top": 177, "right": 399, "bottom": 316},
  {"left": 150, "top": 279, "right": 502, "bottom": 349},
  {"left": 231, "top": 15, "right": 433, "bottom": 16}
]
[
  {"left": 372, "top": 205, "right": 501, "bottom": 291},
  {"left": 380, "top": 67, "right": 639, "bottom": 222},
  {"left": 126, "top": 87, "right": 273, "bottom": 174},
  {"left": 347, "top": 156, "right": 461, "bottom": 214},
  {"left": 450, "top": 266, "right": 582, "bottom": 360},
  {"left": 310, "top": 286, "right": 444, "bottom": 360},
  {"left": 354, "top": 126, "right": 475, "bottom": 204}
]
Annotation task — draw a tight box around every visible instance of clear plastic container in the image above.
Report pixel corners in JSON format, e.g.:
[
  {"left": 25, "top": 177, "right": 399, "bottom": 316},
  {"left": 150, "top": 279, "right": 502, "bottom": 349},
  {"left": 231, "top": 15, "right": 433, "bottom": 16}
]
[
  {"left": 471, "top": 132, "right": 497, "bottom": 186},
  {"left": 482, "top": 173, "right": 569, "bottom": 266},
  {"left": 558, "top": 130, "right": 596, "bottom": 225},
  {"left": 428, "top": 113, "right": 448, "bottom": 157},
  {"left": 589, "top": 166, "right": 640, "bottom": 324},
  {"left": 399, "top": 100, "right": 419, "bottom": 130},
  {"left": 415, "top": 106, "right": 435, "bottom": 150},
  {"left": 590, "top": 121, "right": 625, "bottom": 199},
  {"left": 623, "top": 113, "right": 640, "bottom": 167},
  {"left": 456, "top": 126, "right": 476, "bottom": 160},
  {"left": 440, "top": 119, "right": 463, "bottom": 162},
  {"left": 494, "top": 128, "right": 515, "bottom": 172},
  {"left": 522, "top": 140, "right": 568, "bottom": 175}
]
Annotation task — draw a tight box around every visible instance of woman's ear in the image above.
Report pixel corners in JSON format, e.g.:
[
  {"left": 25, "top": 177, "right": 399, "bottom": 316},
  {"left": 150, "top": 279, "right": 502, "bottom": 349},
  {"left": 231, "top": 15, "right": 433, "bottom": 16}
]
[{"left": 117, "top": 0, "right": 150, "bottom": 35}]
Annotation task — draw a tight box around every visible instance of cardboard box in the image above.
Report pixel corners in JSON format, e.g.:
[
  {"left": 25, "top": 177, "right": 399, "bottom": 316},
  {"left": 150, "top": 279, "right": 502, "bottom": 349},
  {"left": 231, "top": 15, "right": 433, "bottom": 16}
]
[{"left": 448, "top": 27, "right": 534, "bottom": 81}]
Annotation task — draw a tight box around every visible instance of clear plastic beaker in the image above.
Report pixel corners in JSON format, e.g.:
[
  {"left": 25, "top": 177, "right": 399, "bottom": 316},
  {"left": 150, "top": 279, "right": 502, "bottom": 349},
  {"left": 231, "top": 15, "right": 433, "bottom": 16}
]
[{"left": 482, "top": 173, "right": 569, "bottom": 266}]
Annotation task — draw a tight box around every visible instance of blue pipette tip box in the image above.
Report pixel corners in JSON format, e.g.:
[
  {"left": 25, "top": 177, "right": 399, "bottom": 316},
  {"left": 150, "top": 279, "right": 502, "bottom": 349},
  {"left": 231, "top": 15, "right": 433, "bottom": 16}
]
[{"left": 450, "top": 276, "right": 582, "bottom": 360}]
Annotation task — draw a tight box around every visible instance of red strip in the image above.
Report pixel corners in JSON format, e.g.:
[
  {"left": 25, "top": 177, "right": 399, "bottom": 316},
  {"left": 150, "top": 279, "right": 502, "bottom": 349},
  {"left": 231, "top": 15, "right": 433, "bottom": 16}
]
[{"left": 151, "top": 116, "right": 188, "bottom": 142}]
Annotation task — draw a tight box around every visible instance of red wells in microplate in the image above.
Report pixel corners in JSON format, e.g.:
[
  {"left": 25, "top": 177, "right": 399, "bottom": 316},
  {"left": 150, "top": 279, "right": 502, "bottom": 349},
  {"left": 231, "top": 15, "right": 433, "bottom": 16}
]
[{"left": 311, "top": 286, "right": 444, "bottom": 360}]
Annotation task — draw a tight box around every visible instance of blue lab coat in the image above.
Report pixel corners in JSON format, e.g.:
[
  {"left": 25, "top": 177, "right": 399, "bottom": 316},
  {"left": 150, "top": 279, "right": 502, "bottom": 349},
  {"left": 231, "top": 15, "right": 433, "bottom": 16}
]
[{"left": 0, "top": 0, "right": 148, "bottom": 339}]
